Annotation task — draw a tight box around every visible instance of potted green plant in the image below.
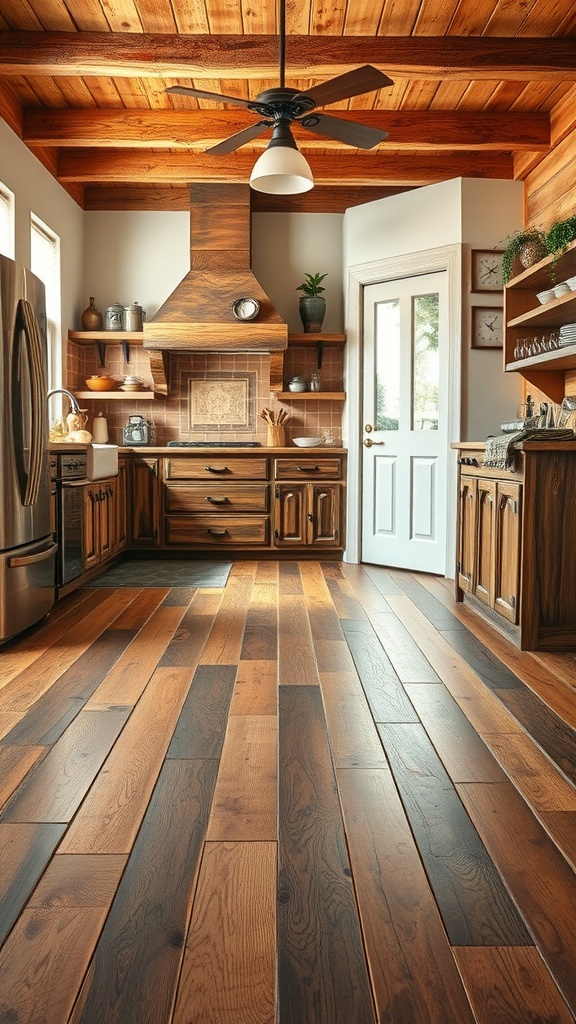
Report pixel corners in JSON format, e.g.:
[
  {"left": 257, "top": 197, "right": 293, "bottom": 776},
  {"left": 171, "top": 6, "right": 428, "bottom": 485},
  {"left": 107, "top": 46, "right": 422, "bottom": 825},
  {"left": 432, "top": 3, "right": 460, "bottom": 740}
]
[
  {"left": 297, "top": 272, "right": 327, "bottom": 333},
  {"left": 545, "top": 214, "right": 576, "bottom": 282},
  {"left": 501, "top": 228, "right": 547, "bottom": 284}
]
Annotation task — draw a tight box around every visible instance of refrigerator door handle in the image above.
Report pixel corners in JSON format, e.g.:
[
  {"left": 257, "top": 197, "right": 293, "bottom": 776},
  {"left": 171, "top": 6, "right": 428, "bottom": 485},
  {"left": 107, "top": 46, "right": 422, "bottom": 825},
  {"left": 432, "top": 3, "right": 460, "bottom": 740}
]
[
  {"left": 8, "top": 540, "right": 58, "bottom": 568},
  {"left": 18, "top": 299, "right": 47, "bottom": 507}
]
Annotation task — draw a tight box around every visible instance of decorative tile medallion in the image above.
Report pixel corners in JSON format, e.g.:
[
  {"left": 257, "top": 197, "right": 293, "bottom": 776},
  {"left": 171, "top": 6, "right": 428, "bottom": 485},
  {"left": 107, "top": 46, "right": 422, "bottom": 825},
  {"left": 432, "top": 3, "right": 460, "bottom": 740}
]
[{"left": 188, "top": 372, "right": 256, "bottom": 431}]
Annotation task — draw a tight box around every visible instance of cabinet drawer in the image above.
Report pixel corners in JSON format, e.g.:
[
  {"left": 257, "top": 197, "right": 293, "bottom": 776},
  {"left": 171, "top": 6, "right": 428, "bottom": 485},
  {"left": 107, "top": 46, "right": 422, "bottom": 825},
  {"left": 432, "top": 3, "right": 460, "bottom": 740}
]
[
  {"left": 275, "top": 457, "right": 342, "bottom": 480},
  {"left": 165, "top": 483, "right": 269, "bottom": 513},
  {"left": 165, "top": 457, "right": 268, "bottom": 481},
  {"left": 165, "top": 515, "right": 269, "bottom": 546}
]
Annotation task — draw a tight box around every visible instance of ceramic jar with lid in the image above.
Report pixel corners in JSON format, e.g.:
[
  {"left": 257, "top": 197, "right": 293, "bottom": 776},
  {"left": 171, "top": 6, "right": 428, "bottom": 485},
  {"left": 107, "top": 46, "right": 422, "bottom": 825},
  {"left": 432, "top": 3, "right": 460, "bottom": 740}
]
[
  {"left": 124, "top": 302, "right": 144, "bottom": 331},
  {"left": 105, "top": 302, "right": 124, "bottom": 331},
  {"left": 288, "top": 375, "right": 307, "bottom": 393}
]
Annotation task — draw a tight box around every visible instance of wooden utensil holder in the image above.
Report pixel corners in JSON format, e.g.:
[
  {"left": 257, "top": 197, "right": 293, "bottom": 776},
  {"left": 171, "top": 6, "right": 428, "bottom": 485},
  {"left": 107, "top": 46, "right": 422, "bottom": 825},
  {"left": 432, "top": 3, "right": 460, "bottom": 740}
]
[{"left": 267, "top": 425, "right": 286, "bottom": 446}]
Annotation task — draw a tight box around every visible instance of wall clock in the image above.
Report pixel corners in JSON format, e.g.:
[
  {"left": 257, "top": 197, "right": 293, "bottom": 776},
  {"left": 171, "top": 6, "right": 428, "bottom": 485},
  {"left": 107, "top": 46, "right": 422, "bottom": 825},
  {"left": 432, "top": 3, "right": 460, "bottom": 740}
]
[
  {"left": 232, "top": 297, "right": 260, "bottom": 321},
  {"left": 471, "top": 306, "right": 504, "bottom": 349},
  {"left": 471, "top": 249, "right": 504, "bottom": 292}
]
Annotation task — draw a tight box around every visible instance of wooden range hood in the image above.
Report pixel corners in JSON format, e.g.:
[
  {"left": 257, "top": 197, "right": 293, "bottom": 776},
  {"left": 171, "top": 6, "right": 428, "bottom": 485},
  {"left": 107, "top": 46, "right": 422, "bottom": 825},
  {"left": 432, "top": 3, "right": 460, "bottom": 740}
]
[{"left": 143, "top": 183, "right": 288, "bottom": 359}]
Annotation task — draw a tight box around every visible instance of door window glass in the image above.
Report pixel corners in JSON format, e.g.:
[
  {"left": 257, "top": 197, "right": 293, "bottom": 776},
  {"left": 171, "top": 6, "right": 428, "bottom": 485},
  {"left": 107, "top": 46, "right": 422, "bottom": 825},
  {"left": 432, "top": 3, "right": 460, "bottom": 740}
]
[
  {"left": 412, "top": 293, "right": 439, "bottom": 430},
  {"left": 375, "top": 298, "right": 400, "bottom": 430}
]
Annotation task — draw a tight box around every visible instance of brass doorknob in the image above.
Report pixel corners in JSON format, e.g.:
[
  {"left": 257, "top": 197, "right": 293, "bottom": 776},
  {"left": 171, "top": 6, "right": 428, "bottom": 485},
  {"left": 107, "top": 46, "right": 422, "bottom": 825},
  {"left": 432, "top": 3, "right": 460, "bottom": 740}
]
[{"left": 363, "top": 438, "right": 385, "bottom": 447}]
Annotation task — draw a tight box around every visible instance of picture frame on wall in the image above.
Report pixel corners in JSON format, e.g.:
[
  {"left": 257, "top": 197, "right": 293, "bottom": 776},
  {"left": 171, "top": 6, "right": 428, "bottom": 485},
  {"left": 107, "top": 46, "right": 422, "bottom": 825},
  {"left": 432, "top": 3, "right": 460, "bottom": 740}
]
[
  {"left": 471, "top": 306, "right": 504, "bottom": 349},
  {"left": 471, "top": 249, "right": 504, "bottom": 292}
]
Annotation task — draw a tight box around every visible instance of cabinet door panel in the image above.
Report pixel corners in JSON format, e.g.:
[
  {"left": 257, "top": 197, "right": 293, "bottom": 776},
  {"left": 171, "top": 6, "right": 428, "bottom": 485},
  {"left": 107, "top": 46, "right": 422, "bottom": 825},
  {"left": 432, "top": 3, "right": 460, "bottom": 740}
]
[
  {"left": 274, "top": 484, "right": 306, "bottom": 545},
  {"left": 131, "top": 458, "right": 160, "bottom": 546},
  {"left": 494, "top": 481, "right": 521, "bottom": 624},
  {"left": 475, "top": 479, "right": 496, "bottom": 607},
  {"left": 83, "top": 487, "right": 99, "bottom": 570},
  {"left": 98, "top": 483, "right": 116, "bottom": 562},
  {"left": 457, "top": 477, "right": 476, "bottom": 594},
  {"left": 309, "top": 484, "right": 341, "bottom": 546}
]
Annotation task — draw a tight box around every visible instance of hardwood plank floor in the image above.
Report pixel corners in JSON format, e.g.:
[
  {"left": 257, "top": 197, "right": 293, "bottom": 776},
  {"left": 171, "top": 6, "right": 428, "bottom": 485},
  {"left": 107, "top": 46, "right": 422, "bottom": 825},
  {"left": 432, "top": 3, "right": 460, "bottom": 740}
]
[{"left": 1, "top": 562, "right": 576, "bottom": 1023}]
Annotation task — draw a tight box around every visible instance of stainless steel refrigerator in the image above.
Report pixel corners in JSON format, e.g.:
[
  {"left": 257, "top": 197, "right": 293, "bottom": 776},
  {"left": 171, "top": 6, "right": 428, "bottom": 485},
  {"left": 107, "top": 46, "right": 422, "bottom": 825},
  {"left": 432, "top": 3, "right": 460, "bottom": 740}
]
[{"left": 0, "top": 254, "right": 57, "bottom": 643}]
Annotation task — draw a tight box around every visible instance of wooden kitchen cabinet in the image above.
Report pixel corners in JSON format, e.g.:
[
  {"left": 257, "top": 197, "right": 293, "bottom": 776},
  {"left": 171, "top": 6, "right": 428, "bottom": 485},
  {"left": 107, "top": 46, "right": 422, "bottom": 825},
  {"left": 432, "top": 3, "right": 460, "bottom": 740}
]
[
  {"left": 274, "top": 455, "right": 343, "bottom": 549},
  {"left": 82, "top": 476, "right": 122, "bottom": 571},
  {"left": 454, "top": 441, "right": 576, "bottom": 650},
  {"left": 130, "top": 457, "right": 161, "bottom": 547}
]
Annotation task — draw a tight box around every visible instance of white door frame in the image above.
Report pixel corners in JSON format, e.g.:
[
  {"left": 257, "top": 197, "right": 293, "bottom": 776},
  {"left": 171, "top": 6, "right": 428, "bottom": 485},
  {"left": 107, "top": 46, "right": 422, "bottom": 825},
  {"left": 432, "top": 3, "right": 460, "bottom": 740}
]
[{"left": 344, "top": 244, "right": 462, "bottom": 573}]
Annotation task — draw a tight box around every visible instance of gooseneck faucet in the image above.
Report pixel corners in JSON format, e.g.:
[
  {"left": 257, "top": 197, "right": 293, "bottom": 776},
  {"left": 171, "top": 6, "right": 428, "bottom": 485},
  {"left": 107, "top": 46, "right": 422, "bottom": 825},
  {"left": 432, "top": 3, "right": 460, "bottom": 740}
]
[{"left": 47, "top": 388, "right": 81, "bottom": 414}]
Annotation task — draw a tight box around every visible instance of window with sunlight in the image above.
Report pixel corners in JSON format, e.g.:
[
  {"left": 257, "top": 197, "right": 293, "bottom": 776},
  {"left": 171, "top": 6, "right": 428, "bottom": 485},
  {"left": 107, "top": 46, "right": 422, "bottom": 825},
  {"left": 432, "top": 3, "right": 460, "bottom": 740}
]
[
  {"left": 30, "top": 213, "right": 61, "bottom": 392},
  {"left": 0, "top": 181, "right": 15, "bottom": 259}
]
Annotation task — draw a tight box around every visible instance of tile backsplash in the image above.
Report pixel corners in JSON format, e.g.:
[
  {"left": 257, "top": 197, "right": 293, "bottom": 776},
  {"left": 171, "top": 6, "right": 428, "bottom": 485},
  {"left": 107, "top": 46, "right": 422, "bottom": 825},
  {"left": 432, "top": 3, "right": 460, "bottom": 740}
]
[{"left": 67, "top": 343, "right": 344, "bottom": 446}]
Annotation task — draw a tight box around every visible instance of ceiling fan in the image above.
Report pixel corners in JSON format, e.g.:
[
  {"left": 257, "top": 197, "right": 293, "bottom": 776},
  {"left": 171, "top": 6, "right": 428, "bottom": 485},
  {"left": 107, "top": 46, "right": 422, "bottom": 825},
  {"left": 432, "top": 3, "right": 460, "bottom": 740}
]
[{"left": 166, "top": 0, "right": 393, "bottom": 156}]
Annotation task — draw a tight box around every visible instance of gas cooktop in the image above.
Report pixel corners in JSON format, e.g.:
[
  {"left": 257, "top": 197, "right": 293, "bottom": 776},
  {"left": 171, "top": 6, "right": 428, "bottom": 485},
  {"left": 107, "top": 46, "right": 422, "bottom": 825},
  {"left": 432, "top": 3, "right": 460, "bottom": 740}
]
[{"left": 166, "top": 441, "right": 261, "bottom": 448}]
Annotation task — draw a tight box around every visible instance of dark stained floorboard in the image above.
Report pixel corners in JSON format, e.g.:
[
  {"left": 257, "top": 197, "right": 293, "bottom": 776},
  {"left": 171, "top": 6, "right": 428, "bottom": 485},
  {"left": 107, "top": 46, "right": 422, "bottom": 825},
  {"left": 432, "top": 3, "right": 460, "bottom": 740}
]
[{"left": 1, "top": 565, "right": 576, "bottom": 1023}]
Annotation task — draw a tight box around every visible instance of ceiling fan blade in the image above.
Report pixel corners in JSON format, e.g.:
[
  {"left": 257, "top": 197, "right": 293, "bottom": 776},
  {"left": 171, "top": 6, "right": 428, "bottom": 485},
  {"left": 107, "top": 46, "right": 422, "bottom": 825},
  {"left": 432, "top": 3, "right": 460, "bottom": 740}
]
[
  {"left": 297, "top": 65, "right": 394, "bottom": 108},
  {"left": 301, "top": 112, "right": 388, "bottom": 150},
  {"left": 166, "top": 85, "right": 251, "bottom": 108},
  {"left": 206, "top": 121, "right": 270, "bottom": 155}
]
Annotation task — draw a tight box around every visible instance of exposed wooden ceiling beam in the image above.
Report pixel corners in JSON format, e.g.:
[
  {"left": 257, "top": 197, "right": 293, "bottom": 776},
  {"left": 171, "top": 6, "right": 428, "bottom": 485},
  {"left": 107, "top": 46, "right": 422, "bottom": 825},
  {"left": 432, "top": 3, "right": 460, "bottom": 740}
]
[
  {"left": 23, "top": 108, "right": 550, "bottom": 152},
  {"left": 56, "top": 148, "right": 514, "bottom": 185},
  {"left": 82, "top": 184, "right": 414, "bottom": 213},
  {"left": 1, "top": 32, "right": 576, "bottom": 80}
]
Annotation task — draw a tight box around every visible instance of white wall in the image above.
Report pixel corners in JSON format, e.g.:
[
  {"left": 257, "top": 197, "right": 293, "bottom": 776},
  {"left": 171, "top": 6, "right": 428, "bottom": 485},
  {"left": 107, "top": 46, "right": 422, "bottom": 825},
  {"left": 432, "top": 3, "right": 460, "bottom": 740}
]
[
  {"left": 0, "top": 119, "right": 84, "bottom": 360},
  {"left": 81, "top": 209, "right": 344, "bottom": 336},
  {"left": 252, "top": 212, "right": 343, "bottom": 333},
  {"left": 344, "top": 176, "right": 524, "bottom": 440},
  {"left": 82, "top": 211, "right": 190, "bottom": 326}
]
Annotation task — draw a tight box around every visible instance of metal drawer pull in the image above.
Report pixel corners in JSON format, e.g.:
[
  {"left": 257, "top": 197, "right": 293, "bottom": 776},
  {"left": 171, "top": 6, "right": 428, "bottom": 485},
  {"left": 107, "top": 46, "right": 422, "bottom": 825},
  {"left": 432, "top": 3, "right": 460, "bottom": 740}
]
[
  {"left": 205, "top": 465, "right": 228, "bottom": 473},
  {"left": 8, "top": 542, "right": 58, "bottom": 568},
  {"left": 206, "top": 528, "right": 228, "bottom": 536},
  {"left": 206, "top": 496, "right": 229, "bottom": 504},
  {"left": 297, "top": 465, "right": 319, "bottom": 472}
]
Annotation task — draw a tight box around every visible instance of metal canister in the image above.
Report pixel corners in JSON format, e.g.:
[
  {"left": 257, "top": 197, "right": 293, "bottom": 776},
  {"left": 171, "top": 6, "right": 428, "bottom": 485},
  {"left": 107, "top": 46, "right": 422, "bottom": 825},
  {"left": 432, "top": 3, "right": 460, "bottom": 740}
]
[
  {"left": 123, "top": 302, "right": 144, "bottom": 332},
  {"left": 105, "top": 302, "right": 124, "bottom": 331}
]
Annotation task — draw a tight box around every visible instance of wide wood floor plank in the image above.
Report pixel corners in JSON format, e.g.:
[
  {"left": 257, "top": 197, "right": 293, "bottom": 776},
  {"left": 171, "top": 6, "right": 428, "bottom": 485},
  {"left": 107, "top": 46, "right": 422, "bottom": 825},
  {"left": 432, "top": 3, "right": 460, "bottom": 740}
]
[
  {"left": 69, "top": 758, "right": 218, "bottom": 1024},
  {"left": 342, "top": 562, "right": 404, "bottom": 606},
  {"left": 28, "top": 853, "right": 127, "bottom": 908},
  {"left": 206, "top": 714, "right": 277, "bottom": 841},
  {"left": 0, "top": 591, "right": 142, "bottom": 711},
  {"left": 278, "top": 594, "right": 320, "bottom": 686},
  {"left": 453, "top": 946, "right": 576, "bottom": 1024},
  {"left": 0, "top": 744, "right": 45, "bottom": 812},
  {"left": 278, "top": 560, "right": 304, "bottom": 595},
  {"left": 378, "top": 722, "right": 532, "bottom": 946},
  {"left": 228, "top": 660, "right": 277, "bottom": 715},
  {"left": 167, "top": 664, "right": 236, "bottom": 759},
  {"left": 319, "top": 671, "right": 388, "bottom": 769},
  {"left": 459, "top": 779, "right": 576, "bottom": 1013},
  {"left": 158, "top": 588, "right": 222, "bottom": 667},
  {"left": 85, "top": 606, "right": 188, "bottom": 709},
  {"left": 59, "top": 667, "right": 193, "bottom": 854},
  {"left": 495, "top": 688, "right": 576, "bottom": 789},
  {"left": 539, "top": 811, "right": 576, "bottom": 871},
  {"left": 405, "top": 683, "right": 508, "bottom": 784},
  {"left": 278, "top": 685, "right": 375, "bottom": 1024},
  {"left": 341, "top": 618, "right": 420, "bottom": 723},
  {"left": 320, "top": 564, "right": 370, "bottom": 620},
  {"left": 368, "top": 610, "right": 441, "bottom": 683},
  {"left": 173, "top": 841, "right": 276, "bottom": 1024},
  {"left": 299, "top": 561, "right": 344, "bottom": 640},
  {"left": 488, "top": 732, "right": 576, "bottom": 812},
  {"left": 240, "top": 583, "right": 278, "bottom": 661},
  {"left": 0, "top": 906, "right": 112, "bottom": 1024},
  {"left": 337, "top": 768, "right": 476, "bottom": 1024},
  {"left": 0, "top": 822, "right": 66, "bottom": 945},
  {"left": 199, "top": 574, "right": 254, "bottom": 665},
  {"left": 385, "top": 596, "right": 526, "bottom": 736}
]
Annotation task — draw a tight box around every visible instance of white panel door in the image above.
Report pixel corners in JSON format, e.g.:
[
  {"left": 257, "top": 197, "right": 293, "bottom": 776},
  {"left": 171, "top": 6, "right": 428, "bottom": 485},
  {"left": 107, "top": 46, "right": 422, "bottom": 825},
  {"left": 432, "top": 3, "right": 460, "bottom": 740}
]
[{"left": 361, "top": 272, "right": 449, "bottom": 573}]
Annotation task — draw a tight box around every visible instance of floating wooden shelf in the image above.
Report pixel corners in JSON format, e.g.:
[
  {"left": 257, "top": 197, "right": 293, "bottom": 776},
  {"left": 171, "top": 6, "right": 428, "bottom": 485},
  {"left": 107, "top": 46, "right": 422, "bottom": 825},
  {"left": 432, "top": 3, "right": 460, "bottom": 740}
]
[
  {"left": 68, "top": 330, "right": 144, "bottom": 342},
  {"left": 287, "top": 333, "right": 346, "bottom": 345},
  {"left": 75, "top": 390, "right": 155, "bottom": 401},
  {"left": 276, "top": 391, "right": 346, "bottom": 401}
]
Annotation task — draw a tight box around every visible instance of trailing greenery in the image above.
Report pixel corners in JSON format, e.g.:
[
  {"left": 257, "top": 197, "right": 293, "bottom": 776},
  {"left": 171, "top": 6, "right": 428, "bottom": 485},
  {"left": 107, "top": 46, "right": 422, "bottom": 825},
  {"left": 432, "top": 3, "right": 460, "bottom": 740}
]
[
  {"left": 296, "top": 272, "right": 327, "bottom": 296},
  {"left": 545, "top": 215, "right": 576, "bottom": 281},
  {"left": 501, "top": 228, "right": 546, "bottom": 284}
]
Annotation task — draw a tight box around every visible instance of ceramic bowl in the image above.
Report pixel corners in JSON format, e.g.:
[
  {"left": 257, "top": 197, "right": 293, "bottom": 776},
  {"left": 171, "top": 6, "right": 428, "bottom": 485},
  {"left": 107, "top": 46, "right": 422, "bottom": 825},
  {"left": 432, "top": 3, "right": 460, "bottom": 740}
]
[
  {"left": 553, "top": 281, "right": 571, "bottom": 298},
  {"left": 85, "top": 376, "right": 118, "bottom": 391},
  {"left": 566, "top": 276, "right": 576, "bottom": 290},
  {"left": 536, "top": 289, "right": 555, "bottom": 304},
  {"left": 293, "top": 436, "right": 323, "bottom": 447}
]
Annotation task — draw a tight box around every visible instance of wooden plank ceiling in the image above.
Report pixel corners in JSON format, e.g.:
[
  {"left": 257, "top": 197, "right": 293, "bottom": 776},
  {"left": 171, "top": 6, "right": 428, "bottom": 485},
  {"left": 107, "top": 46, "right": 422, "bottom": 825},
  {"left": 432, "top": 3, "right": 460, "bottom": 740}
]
[{"left": 0, "top": 0, "right": 575, "bottom": 212}]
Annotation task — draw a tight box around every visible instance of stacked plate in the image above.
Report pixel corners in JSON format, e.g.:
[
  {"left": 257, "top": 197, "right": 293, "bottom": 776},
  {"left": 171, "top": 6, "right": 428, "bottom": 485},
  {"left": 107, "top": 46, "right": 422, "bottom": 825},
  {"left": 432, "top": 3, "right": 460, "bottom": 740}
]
[
  {"left": 120, "top": 375, "right": 145, "bottom": 391},
  {"left": 558, "top": 324, "right": 576, "bottom": 347}
]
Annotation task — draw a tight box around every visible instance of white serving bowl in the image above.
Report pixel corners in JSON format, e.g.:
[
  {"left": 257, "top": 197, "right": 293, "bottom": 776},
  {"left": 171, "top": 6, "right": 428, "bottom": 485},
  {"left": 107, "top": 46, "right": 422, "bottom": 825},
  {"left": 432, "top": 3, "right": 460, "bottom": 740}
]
[
  {"left": 293, "top": 436, "right": 323, "bottom": 447},
  {"left": 553, "top": 281, "right": 571, "bottom": 298},
  {"left": 536, "top": 288, "right": 555, "bottom": 304},
  {"left": 566, "top": 275, "right": 576, "bottom": 290}
]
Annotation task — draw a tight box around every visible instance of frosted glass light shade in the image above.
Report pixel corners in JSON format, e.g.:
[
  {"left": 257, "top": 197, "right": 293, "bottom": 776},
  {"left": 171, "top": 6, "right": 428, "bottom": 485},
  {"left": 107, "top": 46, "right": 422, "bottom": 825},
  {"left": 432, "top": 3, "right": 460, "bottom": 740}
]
[{"left": 250, "top": 143, "right": 314, "bottom": 194}]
